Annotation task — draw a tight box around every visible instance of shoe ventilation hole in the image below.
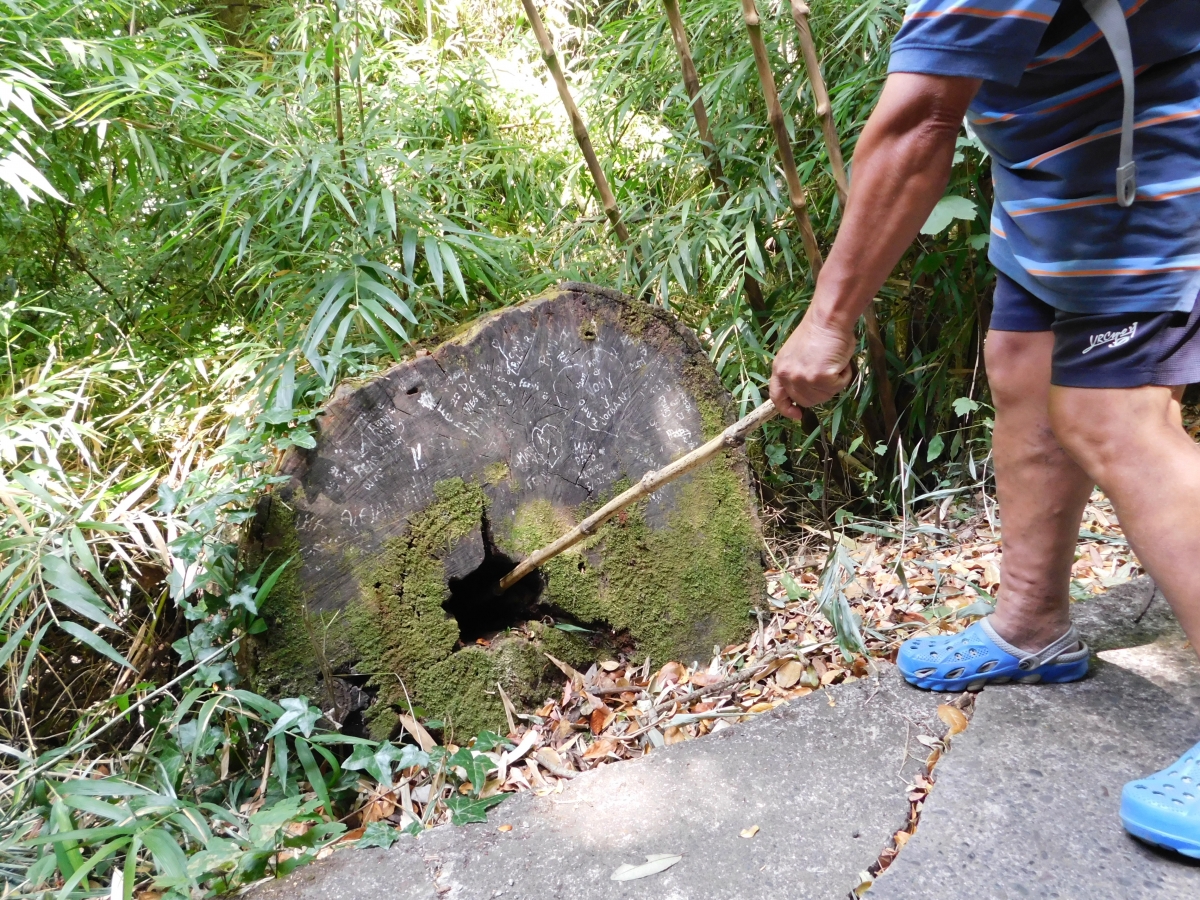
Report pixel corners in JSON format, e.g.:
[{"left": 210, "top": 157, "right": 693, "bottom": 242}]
[
  {"left": 953, "top": 652, "right": 964, "bottom": 661},
  {"left": 946, "top": 667, "right": 966, "bottom": 679},
  {"left": 915, "top": 668, "right": 936, "bottom": 678},
  {"left": 978, "top": 660, "right": 998, "bottom": 673}
]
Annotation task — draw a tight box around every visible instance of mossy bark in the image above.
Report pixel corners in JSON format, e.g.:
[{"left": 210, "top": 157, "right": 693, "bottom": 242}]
[{"left": 242, "top": 283, "right": 766, "bottom": 737}]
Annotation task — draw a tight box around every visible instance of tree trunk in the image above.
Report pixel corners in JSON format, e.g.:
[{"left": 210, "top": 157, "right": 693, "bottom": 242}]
[{"left": 243, "top": 284, "right": 766, "bottom": 739}]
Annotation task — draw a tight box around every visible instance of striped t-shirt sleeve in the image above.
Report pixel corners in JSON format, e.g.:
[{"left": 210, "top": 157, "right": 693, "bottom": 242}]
[{"left": 888, "top": 0, "right": 1064, "bottom": 86}]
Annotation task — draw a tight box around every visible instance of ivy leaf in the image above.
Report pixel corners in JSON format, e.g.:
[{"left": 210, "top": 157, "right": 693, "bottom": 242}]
[
  {"left": 226, "top": 583, "right": 258, "bottom": 614},
  {"left": 343, "top": 743, "right": 429, "bottom": 784},
  {"left": 953, "top": 397, "right": 980, "bottom": 418},
  {"left": 356, "top": 821, "right": 400, "bottom": 849},
  {"left": 448, "top": 747, "right": 495, "bottom": 795},
  {"left": 472, "top": 731, "right": 510, "bottom": 753},
  {"left": 265, "top": 697, "right": 322, "bottom": 739},
  {"left": 445, "top": 793, "right": 506, "bottom": 825},
  {"left": 920, "top": 195, "right": 978, "bottom": 235}
]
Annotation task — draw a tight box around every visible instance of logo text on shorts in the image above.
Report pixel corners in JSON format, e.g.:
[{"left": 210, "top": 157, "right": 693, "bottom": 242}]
[{"left": 1082, "top": 322, "right": 1137, "bottom": 355}]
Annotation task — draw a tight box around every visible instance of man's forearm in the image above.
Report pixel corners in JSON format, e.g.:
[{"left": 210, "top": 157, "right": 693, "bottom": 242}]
[{"left": 808, "top": 73, "right": 982, "bottom": 332}]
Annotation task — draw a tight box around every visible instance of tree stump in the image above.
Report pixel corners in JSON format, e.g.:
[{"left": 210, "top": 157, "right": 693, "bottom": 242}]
[{"left": 243, "top": 283, "right": 766, "bottom": 739}]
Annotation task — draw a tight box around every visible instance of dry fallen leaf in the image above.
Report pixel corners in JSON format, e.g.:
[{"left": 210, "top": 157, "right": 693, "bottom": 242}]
[
  {"left": 662, "top": 726, "right": 689, "bottom": 745},
  {"left": 746, "top": 702, "right": 774, "bottom": 714},
  {"left": 893, "top": 830, "right": 911, "bottom": 849},
  {"left": 498, "top": 824, "right": 513, "bottom": 833},
  {"left": 775, "top": 660, "right": 804, "bottom": 689},
  {"left": 611, "top": 854, "right": 683, "bottom": 881},
  {"left": 600, "top": 659, "right": 621, "bottom": 672},
  {"left": 653, "top": 661, "right": 688, "bottom": 690},
  {"left": 581, "top": 738, "right": 618, "bottom": 760},
  {"left": 397, "top": 714, "right": 437, "bottom": 752},
  {"left": 360, "top": 792, "right": 397, "bottom": 824},
  {"left": 589, "top": 704, "right": 615, "bottom": 734},
  {"left": 937, "top": 704, "right": 969, "bottom": 736},
  {"left": 740, "top": 825, "right": 760, "bottom": 839}
]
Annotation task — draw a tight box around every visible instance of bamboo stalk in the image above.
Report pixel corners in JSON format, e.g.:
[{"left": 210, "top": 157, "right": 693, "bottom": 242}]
[
  {"left": 739, "top": 0, "right": 822, "bottom": 276},
  {"left": 330, "top": 2, "right": 348, "bottom": 171},
  {"left": 863, "top": 301, "right": 899, "bottom": 438},
  {"left": 787, "top": 0, "right": 897, "bottom": 439},
  {"left": 662, "top": 0, "right": 727, "bottom": 196},
  {"left": 787, "top": 0, "right": 848, "bottom": 205},
  {"left": 520, "top": 0, "right": 630, "bottom": 243},
  {"left": 661, "top": 0, "right": 767, "bottom": 316},
  {"left": 498, "top": 400, "right": 779, "bottom": 591}
]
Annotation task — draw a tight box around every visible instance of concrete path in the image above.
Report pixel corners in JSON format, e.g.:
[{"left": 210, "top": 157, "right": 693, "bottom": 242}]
[{"left": 245, "top": 578, "right": 1200, "bottom": 900}]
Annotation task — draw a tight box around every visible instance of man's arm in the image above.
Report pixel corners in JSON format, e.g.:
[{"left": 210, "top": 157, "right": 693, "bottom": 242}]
[{"left": 769, "top": 72, "right": 982, "bottom": 418}]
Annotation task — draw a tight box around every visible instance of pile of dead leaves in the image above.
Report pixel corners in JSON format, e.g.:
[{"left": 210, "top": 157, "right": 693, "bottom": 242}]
[{"left": 470, "top": 489, "right": 1137, "bottom": 795}]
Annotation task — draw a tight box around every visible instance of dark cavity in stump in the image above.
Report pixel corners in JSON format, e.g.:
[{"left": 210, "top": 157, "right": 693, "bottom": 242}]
[
  {"left": 241, "top": 282, "right": 767, "bottom": 738},
  {"left": 443, "top": 523, "right": 545, "bottom": 645}
]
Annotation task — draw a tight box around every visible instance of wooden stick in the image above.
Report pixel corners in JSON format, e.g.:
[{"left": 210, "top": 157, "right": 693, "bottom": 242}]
[
  {"left": 520, "top": 0, "right": 630, "bottom": 243},
  {"left": 498, "top": 400, "right": 779, "bottom": 591},
  {"left": 739, "top": 0, "right": 822, "bottom": 277},
  {"left": 787, "top": 0, "right": 898, "bottom": 439},
  {"left": 661, "top": 0, "right": 767, "bottom": 316}
]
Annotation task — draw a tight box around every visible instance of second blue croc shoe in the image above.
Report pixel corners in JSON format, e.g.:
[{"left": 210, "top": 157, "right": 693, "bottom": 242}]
[
  {"left": 1122, "top": 740, "right": 1200, "bottom": 859},
  {"left": 897, "top": 617, "right": 1090, "bottom": 692}
]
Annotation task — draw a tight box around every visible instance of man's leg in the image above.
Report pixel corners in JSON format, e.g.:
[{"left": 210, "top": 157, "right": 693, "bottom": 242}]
[
  {"left": 1049, "top": 384, "right": 1200, "bottom": 654},
  {"left": 984, "top": 331, "right": 1096, "bottom": 650}
]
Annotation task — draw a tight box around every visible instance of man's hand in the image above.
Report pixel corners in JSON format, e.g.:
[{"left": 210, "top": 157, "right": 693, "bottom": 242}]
[{"left": 769, "top": 312, "right": 856, "bottom": 419}]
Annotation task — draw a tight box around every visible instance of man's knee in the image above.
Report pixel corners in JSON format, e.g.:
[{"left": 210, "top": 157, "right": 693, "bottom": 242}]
[
  {"left": 1047, "top": 386, "right": 1170, "bottom": 479},
  {"left": 1047, "top": 392, "right": 1108, "bottom": 472},
  {"left": 984, "top": 330, "right": 1053, "bottom": 410}
]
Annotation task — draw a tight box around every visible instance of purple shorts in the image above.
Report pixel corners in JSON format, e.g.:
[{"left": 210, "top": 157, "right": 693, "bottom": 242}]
[{"left": 989, "top": 273, "right": 1200, "bottom": 389}]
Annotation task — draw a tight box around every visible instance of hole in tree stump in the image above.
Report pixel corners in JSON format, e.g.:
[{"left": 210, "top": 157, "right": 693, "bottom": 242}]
[{"left": 444, "top": 548, "right": 544, "bottom": 645}]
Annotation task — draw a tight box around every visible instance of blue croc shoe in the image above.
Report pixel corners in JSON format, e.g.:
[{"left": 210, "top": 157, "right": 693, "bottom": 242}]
[
  {"left": 897, "top": 618, "right": 1090, "bottom": 692},
  {"left": 1122, "top": 741, "right": 1200, "bottom": 859}
]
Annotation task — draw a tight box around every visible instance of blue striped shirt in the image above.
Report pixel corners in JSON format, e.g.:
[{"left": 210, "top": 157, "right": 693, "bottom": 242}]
[{"left": 889, "top": 0, "right": 1200, "bottom": 314}]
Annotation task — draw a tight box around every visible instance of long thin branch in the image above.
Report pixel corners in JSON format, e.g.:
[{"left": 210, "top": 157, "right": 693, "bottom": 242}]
[
  {"left": 661, "top": 0, "right": 767, "bottom": 316},
  {"left": 739, "top": 0, "right": 822, "bottom": 277},
  {"left": 520, "top": 0, "right": 631, "bottom": 244},
  {"left": 499, "top": 400, "right": 779, "bottom": 591}
]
